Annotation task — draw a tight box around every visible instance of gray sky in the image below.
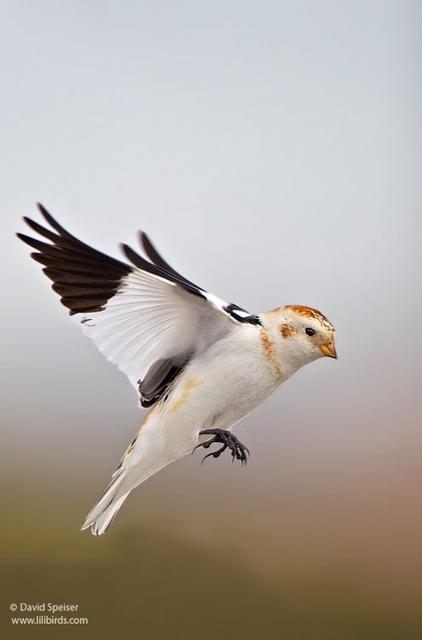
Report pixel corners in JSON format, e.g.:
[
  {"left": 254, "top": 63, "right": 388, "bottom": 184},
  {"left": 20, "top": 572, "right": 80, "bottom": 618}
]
[{"left": 1, "top": 1, "right": 421, "bottom": 492}]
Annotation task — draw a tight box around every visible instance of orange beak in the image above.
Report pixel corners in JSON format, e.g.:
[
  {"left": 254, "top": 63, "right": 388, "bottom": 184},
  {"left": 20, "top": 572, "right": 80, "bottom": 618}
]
[{"left": 320, "top": 341, "right": 337, "bottom": 359}]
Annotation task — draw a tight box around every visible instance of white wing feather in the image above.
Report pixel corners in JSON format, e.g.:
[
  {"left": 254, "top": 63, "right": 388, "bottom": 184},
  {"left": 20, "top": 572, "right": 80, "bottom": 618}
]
[
  {"left": 76, "top": 269, "right": 233, "bottom": 390},
  {"left": 18, "top": 206, "right": 253, "bottom": 397}
]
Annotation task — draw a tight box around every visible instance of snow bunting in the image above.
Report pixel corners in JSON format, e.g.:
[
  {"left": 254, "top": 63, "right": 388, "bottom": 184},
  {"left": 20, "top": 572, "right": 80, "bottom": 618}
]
[{"left": 17, "top": 204, "right": 337, "bottom": 535}]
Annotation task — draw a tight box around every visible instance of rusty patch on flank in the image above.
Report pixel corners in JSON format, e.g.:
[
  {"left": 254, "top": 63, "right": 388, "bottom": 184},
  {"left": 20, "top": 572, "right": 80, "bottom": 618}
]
[
  {"left": 125, "top": 436, "right": 137, "bottom": 457},
  {"left": 170, "top": 377, "right": 203, "bottom": 414},
  {"left": 260, "top": 329, "right": 283, "bottom": 378},
  {"left": 285, "top": 305, "right": 334, "bottom": 333},
  {"left": 138, "top": 405, "right": 157, "bottom": 431},
  {"left": 280, "top": 323, "right": 297, "bottom": 339}
]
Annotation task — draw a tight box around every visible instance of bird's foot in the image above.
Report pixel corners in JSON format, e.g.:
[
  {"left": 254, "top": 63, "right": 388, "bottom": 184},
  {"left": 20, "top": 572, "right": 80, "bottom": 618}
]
[{"left": 193, "top": 428, "right": 249, "bottom": 465}]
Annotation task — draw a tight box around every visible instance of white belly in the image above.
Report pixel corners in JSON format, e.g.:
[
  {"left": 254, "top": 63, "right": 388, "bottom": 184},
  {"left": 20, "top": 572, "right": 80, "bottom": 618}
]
[
  {"left": 114, "top": 326, "right": 284, "bottom": 496},
  {"left": 155, "top": 326, "right": 283, "bottom": 455}
]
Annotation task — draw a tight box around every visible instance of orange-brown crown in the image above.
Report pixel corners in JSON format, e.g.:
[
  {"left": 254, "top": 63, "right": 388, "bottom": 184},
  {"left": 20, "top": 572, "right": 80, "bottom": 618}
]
[{"left": 284, "top": 305, "right": 335, "bottom": 333}]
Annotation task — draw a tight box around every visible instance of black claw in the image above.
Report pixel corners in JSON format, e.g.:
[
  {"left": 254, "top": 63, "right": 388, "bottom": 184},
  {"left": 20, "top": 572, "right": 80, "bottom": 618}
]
[
  {"left": 194, "top": 429, "right": 250, "bottom": 466},
  {"left": 192, "top": 439, "right": 213, "bottom": 454}
]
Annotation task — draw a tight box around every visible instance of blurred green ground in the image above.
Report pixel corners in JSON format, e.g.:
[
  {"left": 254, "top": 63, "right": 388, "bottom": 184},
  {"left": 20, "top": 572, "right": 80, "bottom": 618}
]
[{"left": 2, "top": 486, "right": 422, "bottom": 640}]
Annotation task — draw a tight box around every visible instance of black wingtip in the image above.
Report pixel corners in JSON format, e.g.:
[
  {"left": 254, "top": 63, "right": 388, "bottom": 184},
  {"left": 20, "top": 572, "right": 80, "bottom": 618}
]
[
  {"left": 120, "top": 243, "right": 145, "bottom": 269},
  {"left": 120, "top": 242, "right": 131, "bottom": 257},
  {"left": 37, "top": 202, "right": 52, "bottom": 222},
  {"left": 37, "top": 202, "right": 48, "bottom": 216},
  {"left": 22, "top": 216, "right": 41, "bottom": 233},
  {"left": 37, "top": 202, "right": 56, "bottom": 227},
  {"left": 17, "top": 231, "right": 31, "bottom": 242},
  {"left": 139, "top": 231, "right": 150, "bottom": 253},
  {"left": 137, "top": 230, "right": 205, "bottom": 296},
  {"left": 34, "top": 203, "right": 75, "bottom": 238},
  {"left": 139, "top": 230, "right": 159, "bottom": 260}
]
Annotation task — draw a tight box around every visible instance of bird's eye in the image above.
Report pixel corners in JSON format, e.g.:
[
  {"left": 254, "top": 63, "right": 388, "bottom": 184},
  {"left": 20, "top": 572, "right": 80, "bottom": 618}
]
[{"left": 305, "top": 327, "right": 316, "bottom": 336}]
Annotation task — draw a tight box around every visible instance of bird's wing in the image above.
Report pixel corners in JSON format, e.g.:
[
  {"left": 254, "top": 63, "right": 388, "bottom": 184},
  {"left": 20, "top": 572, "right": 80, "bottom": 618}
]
[{"left": 18, "top": 205, "right": 261, "bottom": 406}]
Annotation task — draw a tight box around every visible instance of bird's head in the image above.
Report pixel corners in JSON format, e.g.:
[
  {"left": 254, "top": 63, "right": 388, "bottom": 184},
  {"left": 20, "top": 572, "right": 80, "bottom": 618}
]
[{"left": 260, "top": 304, "right": 336, "bottom": 375}]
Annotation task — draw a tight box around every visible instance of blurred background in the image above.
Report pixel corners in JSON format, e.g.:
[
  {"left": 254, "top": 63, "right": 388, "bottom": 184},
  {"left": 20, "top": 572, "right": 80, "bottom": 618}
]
[{"left": 1, "top": 0, "right": 421, "bottom": 638}]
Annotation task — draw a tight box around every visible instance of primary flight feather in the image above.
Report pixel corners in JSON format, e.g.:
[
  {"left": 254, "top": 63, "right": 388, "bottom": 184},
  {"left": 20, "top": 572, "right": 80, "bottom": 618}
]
[{"left": 18, "top": 204, "right": 337, "bottom": 535}]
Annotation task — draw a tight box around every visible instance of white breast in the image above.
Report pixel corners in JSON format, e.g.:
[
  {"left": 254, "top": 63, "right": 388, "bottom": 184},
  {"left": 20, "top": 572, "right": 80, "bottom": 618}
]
[
  {"left": 120, "top": 324, "right": 286, "bottom": 488},
  {"left": 159, "top": 324, "right": 284, "bottom": 450}
]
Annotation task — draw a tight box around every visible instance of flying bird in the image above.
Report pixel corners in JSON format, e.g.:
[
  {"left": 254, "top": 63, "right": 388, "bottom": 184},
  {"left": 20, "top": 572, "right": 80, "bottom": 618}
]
[{"left": 17, "top": 204, "right": 337, "bottom": 535}]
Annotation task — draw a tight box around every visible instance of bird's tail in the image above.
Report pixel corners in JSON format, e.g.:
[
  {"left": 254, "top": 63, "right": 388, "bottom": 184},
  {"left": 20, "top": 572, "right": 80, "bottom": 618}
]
[
  {"left": 81, "top": 407, "right": 196, "bottom": 535},
  {"left": 81, "top": 471, "right": 130, "bottom": 536}
]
